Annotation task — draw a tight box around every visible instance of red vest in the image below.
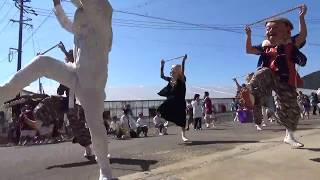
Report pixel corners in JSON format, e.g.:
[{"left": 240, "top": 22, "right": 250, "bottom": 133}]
[{"left": 265, "top": 43, "right": 303, "bottom": 88}]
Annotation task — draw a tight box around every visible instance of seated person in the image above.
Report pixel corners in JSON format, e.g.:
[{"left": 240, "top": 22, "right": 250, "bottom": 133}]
[
  {"left": 153, "top": 111, "right": 168, "bottom": 135},
  {"left": 136, "top": 112, "right": 148, "bottom": 137}
]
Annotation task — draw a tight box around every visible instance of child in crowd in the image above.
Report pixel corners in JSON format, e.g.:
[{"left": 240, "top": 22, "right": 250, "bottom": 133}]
[
  {"left": 191, "top": 94, "right": 203, "bottom": 130},
  {"left": 136, "top": 112, "right": 148, "bottom": 137},
  {"left": 203, "top": 91, "right": 215, "bottom": 128},
  {"left": 153, "top": 112, "right": 168, "bottom": 136}
]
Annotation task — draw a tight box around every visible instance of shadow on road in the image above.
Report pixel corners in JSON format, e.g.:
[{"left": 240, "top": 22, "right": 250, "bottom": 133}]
[
  {"left": 202, "top": 128, "right": 226, "bottom": 131},
  {"left": 310, "top": 158, "right": 320, "bottom": 163},
  {"left": 300, "top": 147, "right": 320, "bottom": 152},
  {"left": 182, "top": 140, "right": 259, "bottom": 146},
  {"left": 46, "top": 158, "right": 158, "bottom": 171},
  {"left": 110, "top": 158, "right": 158, "bottom": 171},
  {"left": 46, "top": 160, "right": 97, "bottom": 169},
  {"left": 262, "top": 127, "right": 320, "bottom": 132}
]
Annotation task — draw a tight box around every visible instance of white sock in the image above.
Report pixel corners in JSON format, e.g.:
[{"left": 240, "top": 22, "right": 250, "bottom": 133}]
[
  {"left": 284, "top": 129, "right": 304, "bottom": 148},
  {"left": 84, "top": 145, "right": 93, "bottom": 156},
  {"left": 99, "top": 168, "right": 113, "bottom": 180},
  {"left": 181, "top": 131, "right": 189, "bottom": 142},
  {"left": 255, "top": 124, "right": 262, "bottom": 131}
]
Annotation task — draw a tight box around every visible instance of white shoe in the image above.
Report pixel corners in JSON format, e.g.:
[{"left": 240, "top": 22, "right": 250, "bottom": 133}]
[
  {"left": 262, "top": 123, "right": 267, "bottom": 127},
  {"left": 84, "top": 147, "right": 95, "bottom": 161},
  {"left": 182, "top": 135, "right": 189, "bottom": 142},
  {"left": 205, "top": 123, "right": 209, "bottom": 128},
  {"left": 99, "top": 168, "right": 113, "bottom": 180},
  {"left": 159, "top": 133, "right": 163, "bottom": 136},
  {"left": 283, "top": 137, "right": 304, "bottom": 148},
  {"left": 256, "top": 125, "right": 262, "bottom": 131}
]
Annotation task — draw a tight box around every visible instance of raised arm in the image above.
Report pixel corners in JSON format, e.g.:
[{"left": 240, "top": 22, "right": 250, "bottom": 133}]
[
  {"left": 57, "top": 42, "right": 68, "bottom": 56},
  {"left": 160, "top": 60, "right": 170, "bottom": 81},
  {"left": 245, "top": 26, "right": 261, "bottom": 55},
  {"left": 181, "top": 54, "right": 187, "bottom": 74},
  {"left": 233, "top": 78, "right": 241, "bottom": 91},
  {"left": 57, "top": 42, "right": 74, "bottom": 62},
  {"left": 294, "top": 4, "right": 307, "bottom": 48},
  {"left": 53, "top": 0, "right": 74, "bottom": 34}
]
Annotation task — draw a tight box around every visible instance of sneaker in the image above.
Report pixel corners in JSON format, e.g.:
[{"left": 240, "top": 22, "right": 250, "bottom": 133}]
[
  {"left": 84, "top": 150, "right": 95, "bottom": 161},
  {"left": 99, "top": 168, "right": 113, "bottom": 180},
  {"left": 255, "top": 125, "right": 262, "bottom": 131},
  {"left": 283, "top": 138, "right": 304, "bottom": 148},
  {"left": 182, "top": 136, "right": 189, "bottom": 142},
  {"left": 159, "top": 133, "right": 163, "bottom": 136},
  {"left": 262, "top": 123, "right": 267, "bottom": 127}
]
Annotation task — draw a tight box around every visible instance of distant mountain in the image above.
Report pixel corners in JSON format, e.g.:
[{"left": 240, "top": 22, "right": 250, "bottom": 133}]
[{"left": 302, "top": 71, "right": 320, "bottom": 90}]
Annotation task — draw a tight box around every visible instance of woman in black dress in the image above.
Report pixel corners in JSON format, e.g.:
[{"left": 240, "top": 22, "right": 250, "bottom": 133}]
[{"left": 157, "top": 55, "right": 189, "bottom": 142}]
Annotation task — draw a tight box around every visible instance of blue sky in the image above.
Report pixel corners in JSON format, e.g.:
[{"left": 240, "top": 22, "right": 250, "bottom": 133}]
[{"left": 0, "top": 0, "right": 319, "bottom": 97}]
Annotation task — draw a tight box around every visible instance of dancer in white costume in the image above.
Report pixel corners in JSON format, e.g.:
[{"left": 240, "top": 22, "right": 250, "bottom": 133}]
[{"left": 0, "top": 0, "right": 113, "bottom": 179}]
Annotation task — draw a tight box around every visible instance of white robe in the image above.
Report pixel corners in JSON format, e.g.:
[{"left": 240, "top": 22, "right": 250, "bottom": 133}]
[{"left": 0, "top": 0, "right": 113, "bottom": 179}]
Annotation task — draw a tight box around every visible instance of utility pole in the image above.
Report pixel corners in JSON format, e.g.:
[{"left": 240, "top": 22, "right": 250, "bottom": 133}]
[
  {"left": 11, "top": 0, "right": 37, "bottom": 71},
  {"left": 17, "top": 0, "right": 24, "bottom": 71}
]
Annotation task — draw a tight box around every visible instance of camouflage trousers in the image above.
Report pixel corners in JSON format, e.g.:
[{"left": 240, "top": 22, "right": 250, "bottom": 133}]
[
  {"left": 248, "top": 68, "right": 300, "bottom": 131},
  {"left": 33, "top": 96, "right": 92, "bottom": 147},
  {"left": 67, "top": 104, "right": 92, "bottom": 147}
]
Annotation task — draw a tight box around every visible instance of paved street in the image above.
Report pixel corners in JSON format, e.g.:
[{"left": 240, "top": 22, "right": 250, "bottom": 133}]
[{"left": 1, "top": 114, "right": 319, "bottom": 180}]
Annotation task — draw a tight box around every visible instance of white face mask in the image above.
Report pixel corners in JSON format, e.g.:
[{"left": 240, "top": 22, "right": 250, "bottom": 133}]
[{"left": 71, "top": 0, "right": 82, "bottom": 8}]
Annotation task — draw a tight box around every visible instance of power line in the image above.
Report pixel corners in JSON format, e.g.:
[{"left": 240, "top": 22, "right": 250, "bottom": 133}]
[
  {"left": 0, "top": 21, "right": 11, "bottom": 36},
  {"left": 0, "top": 10, "right": 19, "bottom": 36},
  {"left": 0, "top": 2, "right": 13, "bottom": 23},
  {"left": 22, "top": 11, "right": 53, "bottom": 47},
  {"left": 0, "top": 0, "right": 8, "bottom": 12},
  {"left": 113, "top": 10, "right": 245, "bottom": 35},
  {"left": 122, "top": 0, "right": 159, "bottom": 11}
]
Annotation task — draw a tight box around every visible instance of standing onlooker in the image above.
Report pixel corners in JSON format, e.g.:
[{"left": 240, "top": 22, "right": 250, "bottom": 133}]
[
  {"left": 191, "top": 94, "right": 203, "bottom": 130},
  {"left": 203, "top": 91, "right": 215, "bottom": 128},
  {"left": 302, "top": 94, "right": 311, "bottom": 119},
  {"left": 231, "top": 98, "right": 240, "bottom": 122},
  {"left": 297, "top": 91, "right": 305, "bottom": 119},
  {"left": 136, "top": 112, "right": 148, "bottom": 137},
  {"left": 310, "top": 92, "right": 319, "bottom": 115},
  {"left": 186, "top": 100, "right": 193, "bottom": 130}
]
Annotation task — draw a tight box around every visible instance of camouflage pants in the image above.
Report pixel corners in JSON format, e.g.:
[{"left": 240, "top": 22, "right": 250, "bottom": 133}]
[
  {"left": 249, "top": 68, "right": 300, "bottom": 131},
  {"left": 67, "top": 104, "right": 92, "bottom": 147},
  {"left": 33, "top": 96, "right": 92, "bottom": 147}
]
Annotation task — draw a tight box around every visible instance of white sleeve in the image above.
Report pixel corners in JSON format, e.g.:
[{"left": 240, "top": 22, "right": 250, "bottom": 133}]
[{"left": 54, "top": 4, "right": 74, "bottom": 34}]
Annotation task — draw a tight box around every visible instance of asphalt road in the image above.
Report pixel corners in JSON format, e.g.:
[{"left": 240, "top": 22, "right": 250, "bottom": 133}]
[{"left": 1, "top": 114, "right": 319, "bottom": 180}]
